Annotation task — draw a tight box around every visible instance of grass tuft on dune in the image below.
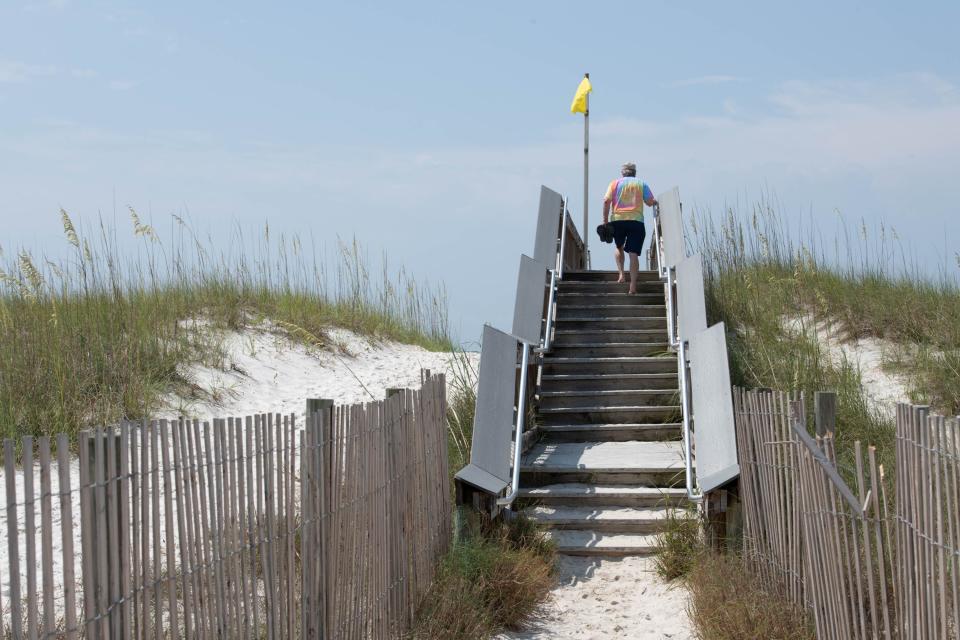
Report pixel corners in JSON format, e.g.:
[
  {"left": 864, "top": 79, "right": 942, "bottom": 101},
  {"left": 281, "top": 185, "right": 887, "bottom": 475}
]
[
  {"left": 0, "top": 210, "right": 451, "bottom": 441},
  {"left": 689, "top": 199, "right": 960, "bottom": 472}
]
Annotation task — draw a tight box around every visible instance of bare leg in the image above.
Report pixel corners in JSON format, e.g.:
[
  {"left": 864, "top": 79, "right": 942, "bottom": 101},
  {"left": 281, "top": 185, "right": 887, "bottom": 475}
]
[
  {"left": 628, "top": 252, "right": 640, "bottom": 294},
  {"left": 614, "top": 246, "right": 625, "bottom": 283}
]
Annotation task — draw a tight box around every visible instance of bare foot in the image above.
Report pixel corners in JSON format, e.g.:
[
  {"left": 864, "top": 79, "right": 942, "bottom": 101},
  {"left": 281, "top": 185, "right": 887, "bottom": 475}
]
[
  {"left": 628, "top": 287, "right": 637, "bottom": 295},
  {"left": 617, "top": 274, "right": 626, "bottom": 283}
]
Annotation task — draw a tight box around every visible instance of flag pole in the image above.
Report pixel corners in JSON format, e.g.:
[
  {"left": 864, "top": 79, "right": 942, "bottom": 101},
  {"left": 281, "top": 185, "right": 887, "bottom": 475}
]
[{"left": 582, "top": 72, "right": 590, "bottom": 267}]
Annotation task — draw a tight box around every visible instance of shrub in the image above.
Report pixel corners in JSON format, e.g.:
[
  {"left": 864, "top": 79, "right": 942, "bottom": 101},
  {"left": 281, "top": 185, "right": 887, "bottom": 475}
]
[
  {"left": 654, "top": 508, "right": 703, "bottom": 581},
  {"left": 686, "top": 553, "right": 814, "bottom": 640},
  {"left": 410, "top": 514, "right": 555, "bottom": 640}
]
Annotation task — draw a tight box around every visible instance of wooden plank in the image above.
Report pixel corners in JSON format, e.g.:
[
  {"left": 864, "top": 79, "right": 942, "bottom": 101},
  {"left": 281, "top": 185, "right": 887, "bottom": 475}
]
[
  {"left": 275, "top": 415, "right": 286, "bottom": 640},
  {"left": 245, "top": 415, "right": 261, "bottom": 636},
  {"left": 853, "top": 442, "right": 879, "bottom": 637},
  {"left": 119, "top": 423, "right": 132, "bottom": 638},
  {"left": 285, "top": 415, "right": 296, "bottom": 638},
  {"left": 5, "top": 439, "right": 24, "bottom": 639},
  {"left": 224, "top": 418, "right": 242, "bottom": 637},
  {"left": 130, "top": 423, "right": 142, "bottom": 640},
  {"left": 264, "top": 414, "right": 277, "bottom": 640},
  {"left": 105, "top": 430, "right": 121, "bottom": 638},
  {"left": 867, "top": 447, "right": 893, "bottom": 640},
  {"left": 150, "top": 422, "right": 162, "bottom": 640},
  {"left": 79, "top": 431, "right": 96, "bottom": 638},
  {"left": 23, "top": 435, "right": 39, "bottom": 640},
  {"left": 204, "top": 420, "right": 227, "bottom": 636},
  {"left": 234, "top": 418, "right": 253, "bottom": 640},
  {"left": 140, "top": 422, "right": 153, "bottom": 640},
  {"left": 814, "top": 391, "right": 838, "bottom": 437},
  {"left": 299, "top": 427, "right": 311, "bottom": 639},
  {"left": 254, "top": 415, "right": 267, "bottom": 637},
  {"left": 94, "top": 429, "right": 110, "bottom": 640},
  {"left": 57, "top": 434, "right": 79, "bottom": 640},
  {"left": 225, "top": 418, "right": 246, "bottom": 639},
  {"left": 790, "top": 415, "right": 861, "bottom": 513},
  {"left": 211, "top": 420, "right": 233, "bottom": 636},
  {"left": 159, "top": 420, "right": 179, "bottom": 637},
  {"left": 172, "top": 419, "right": 195, "bottom": 639},
  {"left": 945, "top": 419, "right": 960, "bottom": 640},
  {"left": 188, "top": 419, "right": 212, "bottom": 640}
]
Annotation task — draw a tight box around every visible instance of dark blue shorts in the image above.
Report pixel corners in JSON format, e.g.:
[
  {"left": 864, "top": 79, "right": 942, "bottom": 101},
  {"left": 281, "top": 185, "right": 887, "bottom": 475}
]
[{"left": 610, "top": 220, "right": 646, "bottom": 255}]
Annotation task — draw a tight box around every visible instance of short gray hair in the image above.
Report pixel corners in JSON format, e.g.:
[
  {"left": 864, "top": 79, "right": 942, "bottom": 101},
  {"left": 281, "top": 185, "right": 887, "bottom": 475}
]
[{"left": 621, "top": 163, "right": 637, "bottom": 177}]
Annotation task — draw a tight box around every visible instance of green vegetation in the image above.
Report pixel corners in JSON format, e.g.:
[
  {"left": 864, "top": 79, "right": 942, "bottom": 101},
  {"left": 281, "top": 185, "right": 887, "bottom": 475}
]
[
  {"left": 653, "top": 508, "right": 702, "bottom": 581},
  {"left": 688, "top": 201, "right": 960, "bottom": 471},
  {"left": 654, "top": 509, "right": 814, "bottom": 639},
  {"left": 659, "top": 200, "right": 960, "bottom": 639},
  {"left": 411, "top": 513, "right": 555, "bottom": 640},
  {"left": 0, "top": 209, "right": 450, "bottom": 440},
  {"left": 445, "top": 347, "right": 478, "bottom": 484},
  {"left": 686, "top": 553, "right": 814, "bottom": 640},
  {"left": 411, "top": 351, "right": 555, "bottom": 640}
]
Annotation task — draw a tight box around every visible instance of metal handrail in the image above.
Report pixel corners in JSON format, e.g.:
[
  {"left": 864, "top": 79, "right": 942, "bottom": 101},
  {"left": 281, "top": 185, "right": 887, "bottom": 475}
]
[
  {"left": 542, "top": 200, "right": 569, "bottom": 352},
  {"left": 497, "top": 341, "right": 530, "bottom": 506},
  {"left": 653, "top": 205, "right": 702, "bottom": 502},
  {"left": 499, "top": 198, "right": 568, "bottom": 507}
]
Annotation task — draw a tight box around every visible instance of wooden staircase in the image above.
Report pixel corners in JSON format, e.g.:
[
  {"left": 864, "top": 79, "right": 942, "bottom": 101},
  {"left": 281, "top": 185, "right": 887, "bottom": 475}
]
[{"left": 517, "top": 270, "right": 689, "bottom": 556}]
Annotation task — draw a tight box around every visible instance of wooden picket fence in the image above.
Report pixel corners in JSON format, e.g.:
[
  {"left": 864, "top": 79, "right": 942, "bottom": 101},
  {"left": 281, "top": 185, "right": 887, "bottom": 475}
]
[
  {"left": 0, "top": 373, "right": 451, "bottom": 639},
  {"left": 734, "top": 387, "right": 960, "bottom": 639}
]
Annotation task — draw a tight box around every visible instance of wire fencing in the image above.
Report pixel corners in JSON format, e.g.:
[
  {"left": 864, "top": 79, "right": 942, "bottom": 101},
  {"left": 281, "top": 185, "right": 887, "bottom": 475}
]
[
  {"left": 0, "top": 372, "right": 450, "bottom": 639},
  {"left": 735, "top": 387, "right": 960, "bottom": 639}
]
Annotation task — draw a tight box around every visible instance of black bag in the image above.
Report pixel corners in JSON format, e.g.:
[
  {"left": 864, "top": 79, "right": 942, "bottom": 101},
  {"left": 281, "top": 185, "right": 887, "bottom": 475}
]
[{"left": 596, "top": 222, "right": 614, "bottom": 244}]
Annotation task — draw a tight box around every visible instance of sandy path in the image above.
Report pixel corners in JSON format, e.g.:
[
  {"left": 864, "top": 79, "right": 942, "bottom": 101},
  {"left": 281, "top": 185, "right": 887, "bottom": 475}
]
[{"left": 500, "top": 556, "right": 693, "bottom": 640}]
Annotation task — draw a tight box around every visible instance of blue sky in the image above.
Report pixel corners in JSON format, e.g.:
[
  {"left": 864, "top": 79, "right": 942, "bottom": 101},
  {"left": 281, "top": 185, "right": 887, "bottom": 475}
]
[{"left": 2, "top": 1, "right": 959, "bottom": 343}]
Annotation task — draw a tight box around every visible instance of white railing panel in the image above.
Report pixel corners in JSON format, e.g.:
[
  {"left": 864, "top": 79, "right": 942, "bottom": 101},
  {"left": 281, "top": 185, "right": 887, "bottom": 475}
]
[
  {"left": 455, "top": 324, "right": 518, "bottom": 495},
  {"left": 512, "top": 255, "right": 549, "bottom": 345},
  {"left": 688, "top": 322, "right": 740, "bottom": 492},
  {"left": 657, "top": 187, "right": 686, "bottom": 269},
  {"left": 533, "top": 185, "right": 564, "bottom": 266},
  {"left": 676, "top": 253, "right": 708, "bottom": 341}
]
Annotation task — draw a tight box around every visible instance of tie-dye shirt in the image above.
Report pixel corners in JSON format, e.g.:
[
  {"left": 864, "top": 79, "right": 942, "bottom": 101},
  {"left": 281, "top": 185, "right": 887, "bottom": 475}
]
[{"left": 604, "top": 177, "right": 653, "bottom": 221}]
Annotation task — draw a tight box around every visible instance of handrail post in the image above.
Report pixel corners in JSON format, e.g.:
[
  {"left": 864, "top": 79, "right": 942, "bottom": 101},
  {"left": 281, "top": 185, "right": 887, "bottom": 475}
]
[
  {"left": 558, "top": 203, "right": 568, "bottom": 280},
  {"left": 541, "top": 200, "right": 569, "bottom": 354},
  {"left": 665, "top": 266, "right": 678, "bottom": 350},
  {"left": 678, "top": 339, "right": 702, "bottom": 502},
  {"left": 497, "top": 341, "right": 531, "bottom": 507},
  {"left": 542, "top": 270, "right": 557, "bottom": 352}
]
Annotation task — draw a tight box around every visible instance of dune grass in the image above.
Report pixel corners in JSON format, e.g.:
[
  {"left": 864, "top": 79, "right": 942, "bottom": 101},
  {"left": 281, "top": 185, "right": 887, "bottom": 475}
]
[
  {"left": 411, "top": 512, "right": 555, "bottom": 640},
  {"left": 0, "top": 209, "right": 451, "bottom": 441},
  {"left": 672, "top": 199, "right": 959, "bottom": 639},
  {"left": 688, "top": 200, "right": 960, "bottom": 472},
  {"left": 686, "top": 552, "right": 814, "bottom": 640},
  {"left": 654, "top": 509, "right": 814, "bottom": 639}
]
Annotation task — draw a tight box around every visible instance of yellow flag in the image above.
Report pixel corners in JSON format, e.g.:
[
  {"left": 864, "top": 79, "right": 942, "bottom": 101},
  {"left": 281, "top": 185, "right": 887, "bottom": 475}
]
[{"left": 570, "top": 76, "right": 592, "bottom": 114}]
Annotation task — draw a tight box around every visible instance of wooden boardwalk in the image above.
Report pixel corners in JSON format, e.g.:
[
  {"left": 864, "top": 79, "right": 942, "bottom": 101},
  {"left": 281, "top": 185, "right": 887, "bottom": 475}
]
[{"left": 516, "top": 270, "right": 691, "bottom": 555}]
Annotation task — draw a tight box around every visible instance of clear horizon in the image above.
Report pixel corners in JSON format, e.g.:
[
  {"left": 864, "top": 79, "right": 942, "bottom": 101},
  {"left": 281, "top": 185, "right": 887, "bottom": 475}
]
[{"left": 2, "top": 1, "right": 958, "bottom": 343}]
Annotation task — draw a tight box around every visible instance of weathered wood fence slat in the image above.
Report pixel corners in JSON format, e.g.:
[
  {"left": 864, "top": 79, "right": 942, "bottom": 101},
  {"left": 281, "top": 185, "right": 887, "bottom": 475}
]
[
  {"left": 735, "top": 386, "right": 960, "bottom": 639},
  {"left": 0, "top": 372, "right": 450, "bottom": 639}
]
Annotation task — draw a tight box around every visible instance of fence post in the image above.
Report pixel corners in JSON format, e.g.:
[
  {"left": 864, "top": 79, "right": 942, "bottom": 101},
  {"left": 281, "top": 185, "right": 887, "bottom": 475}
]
[
  {"left": 385, "top": 388, "right": 404, "bottom": 399},
  {"left": 815, "top": 391, "right": 838, "bottom": 437},
  {"left": 306, "top": 398, "right": 333, "bottom": 420}
]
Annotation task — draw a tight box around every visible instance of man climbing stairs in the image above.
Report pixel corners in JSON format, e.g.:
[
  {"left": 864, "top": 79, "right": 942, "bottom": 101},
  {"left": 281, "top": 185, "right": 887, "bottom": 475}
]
[{"left": 516, "top": 269, "right": 690, "bottom": 555}]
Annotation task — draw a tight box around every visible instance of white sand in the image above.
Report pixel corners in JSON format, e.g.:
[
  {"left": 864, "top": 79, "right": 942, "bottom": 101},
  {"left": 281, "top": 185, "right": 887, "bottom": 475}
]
[
  {"left": 164, "top": 324, "right": 478, "bottom": 420},
  {"left": 0, "top": 324, "right": 477, "bottom": 622},
  {"left": 783, "top": 314, "right": 912, "bottom": 417},
  {"left": 500, "top": 555, "right": 693, "bottom": 640}
]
